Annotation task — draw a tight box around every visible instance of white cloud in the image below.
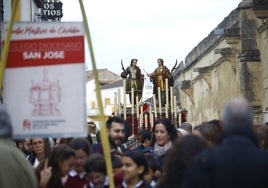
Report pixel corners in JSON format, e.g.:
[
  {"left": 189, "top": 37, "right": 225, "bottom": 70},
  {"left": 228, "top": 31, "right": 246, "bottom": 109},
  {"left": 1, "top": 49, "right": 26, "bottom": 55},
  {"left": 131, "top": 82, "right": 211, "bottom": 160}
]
[{"left": 61, "top": 0, "right": 241, "bottom": 74}]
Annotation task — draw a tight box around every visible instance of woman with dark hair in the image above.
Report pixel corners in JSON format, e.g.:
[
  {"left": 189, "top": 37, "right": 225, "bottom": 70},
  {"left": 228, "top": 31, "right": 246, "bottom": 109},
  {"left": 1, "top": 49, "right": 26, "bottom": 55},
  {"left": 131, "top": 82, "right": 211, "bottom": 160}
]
[
  {"left": 150, "top": 118, "right": 178, "bottom": 170},
  {"left": 31, "top": 137, "right": 52, "bottom": 169},
  {"left": 254, "top": 124, "right": 268, "bottom": 150},
  {"left": 193, "top": 122, "right": 220, "bottom": 147},
  {"left": 157, "top": 135, "right": 207, "bottom": 188},
  {"left": 119, "top": 150, "right": 152, "bottom": 188},
  {"left": 38, "top": 144, "right": 76, "bottom": 188}
]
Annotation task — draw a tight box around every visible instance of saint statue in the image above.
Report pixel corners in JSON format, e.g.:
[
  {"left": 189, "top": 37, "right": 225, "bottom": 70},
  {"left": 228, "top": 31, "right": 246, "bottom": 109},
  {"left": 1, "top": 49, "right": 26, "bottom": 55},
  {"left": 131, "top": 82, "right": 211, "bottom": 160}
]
[
  {"left": 121, "top": 59, "right": 144, "bottom": 105},
  {"left": 148, "top": 58, "right": 174, "bottom": 107}
]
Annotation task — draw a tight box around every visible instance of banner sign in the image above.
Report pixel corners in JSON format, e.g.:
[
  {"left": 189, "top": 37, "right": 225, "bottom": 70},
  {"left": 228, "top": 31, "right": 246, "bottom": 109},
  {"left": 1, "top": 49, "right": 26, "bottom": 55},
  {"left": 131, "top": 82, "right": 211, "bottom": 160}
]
[{"left": 2, "top": 22, "right": 87, "bottom": 139}]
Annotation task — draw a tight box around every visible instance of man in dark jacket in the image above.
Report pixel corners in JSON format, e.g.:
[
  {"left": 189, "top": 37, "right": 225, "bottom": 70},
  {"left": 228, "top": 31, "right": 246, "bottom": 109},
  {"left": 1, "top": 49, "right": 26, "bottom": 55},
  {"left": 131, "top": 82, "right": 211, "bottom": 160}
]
[{"left": 182, "top": 97, "right": 268, "bottom": 188}]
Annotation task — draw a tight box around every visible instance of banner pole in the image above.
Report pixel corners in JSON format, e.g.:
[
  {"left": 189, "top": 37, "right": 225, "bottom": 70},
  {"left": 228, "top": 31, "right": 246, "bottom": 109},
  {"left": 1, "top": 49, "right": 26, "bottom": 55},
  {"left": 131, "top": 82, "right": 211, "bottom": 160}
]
[
  {"left": 0, "top": 0, "right": 20, "bottom": 102},
  {"left": 78, "top": 1, "right": 115, "bottom": 188}
]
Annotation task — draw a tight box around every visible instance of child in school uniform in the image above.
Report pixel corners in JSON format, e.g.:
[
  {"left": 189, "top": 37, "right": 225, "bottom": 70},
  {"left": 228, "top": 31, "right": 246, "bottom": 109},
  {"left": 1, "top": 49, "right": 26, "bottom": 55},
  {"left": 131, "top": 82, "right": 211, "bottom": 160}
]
[
  {"left": 84, "top": 154, "right": 109, "bottom": 188},
  {"left": 143, "top": 154, "right": 160, "bottom": 188},
  {"left": 119, "top": 150, "right": 152, "bottom": 188}
]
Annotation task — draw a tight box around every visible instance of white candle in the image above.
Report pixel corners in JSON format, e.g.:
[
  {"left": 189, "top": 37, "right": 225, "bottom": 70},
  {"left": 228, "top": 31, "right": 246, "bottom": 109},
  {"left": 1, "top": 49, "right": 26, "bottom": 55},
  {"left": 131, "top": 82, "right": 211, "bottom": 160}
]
[
  {"left": 149, "top": 106, "right": 153, "bottom": 127},
  {"left": 114, "top": 92, "right": 117, "bottom": 116},
  {"left": 170, "top": 87, "right": 174, "bottom": 113},
  {"left": 136, "top": 96, "right": 139, "bottom": 119},
  {"left": 145, "top": 114, "right": 148, "bottom": 129},
  {"left": 165, "top": 104, "right": 168, "bottom": 118},
  {"left": 123, "top": 79, "right": 127, "bottom": 119},
  {"left": 174, "top": 96, "right": 177, "bottom": 118},
  {"left": 165, "top": 78, "right": 169, "bottom": 110},
  {"left": 140, "top": 114, "right": 143, "bottom": 128},
  {"left": 178, "top": 111, "right": 181, "bottom": 126},
  {"left": 158, "top": 87, "right": 162, "bottom": 115},
  {"left": 140, "top": 106, "right": 143, "bottom": 124},
  {"left": 118, "top": 88, "right": 121, "bottom": 115},
  {"left": 174, "top": 96, "right": 177, "bottom": 127},
  {"left": 153, "top": 96, "right": 157, "bottom": 119},
  {"left": 131, "top": 88, "right": 134, "bottom": 114},
  {"left": 151, "top": 113, "right": 154, "bottom": 129}
]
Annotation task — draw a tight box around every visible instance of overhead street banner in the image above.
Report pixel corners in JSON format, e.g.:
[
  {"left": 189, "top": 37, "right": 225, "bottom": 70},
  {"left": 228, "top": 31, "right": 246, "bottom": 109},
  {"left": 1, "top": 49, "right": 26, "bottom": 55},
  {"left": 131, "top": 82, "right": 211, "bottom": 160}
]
[{"left": 2, "top": 22, "right": 87, "bottom": 139}]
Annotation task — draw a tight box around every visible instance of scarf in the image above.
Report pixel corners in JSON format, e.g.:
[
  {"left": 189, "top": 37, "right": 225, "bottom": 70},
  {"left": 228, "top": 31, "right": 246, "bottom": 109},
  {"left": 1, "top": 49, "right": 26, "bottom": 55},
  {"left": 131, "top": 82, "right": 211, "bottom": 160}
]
[{"left": 153, "top": 141, "right": 172, "bottom": 157}]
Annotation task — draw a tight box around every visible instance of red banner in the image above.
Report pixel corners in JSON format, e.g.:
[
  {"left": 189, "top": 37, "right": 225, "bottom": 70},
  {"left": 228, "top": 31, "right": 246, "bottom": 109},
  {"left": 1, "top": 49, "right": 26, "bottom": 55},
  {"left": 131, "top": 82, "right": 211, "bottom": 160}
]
[{"left": 6, "top": 36, "right": 84, "bottom": 68}]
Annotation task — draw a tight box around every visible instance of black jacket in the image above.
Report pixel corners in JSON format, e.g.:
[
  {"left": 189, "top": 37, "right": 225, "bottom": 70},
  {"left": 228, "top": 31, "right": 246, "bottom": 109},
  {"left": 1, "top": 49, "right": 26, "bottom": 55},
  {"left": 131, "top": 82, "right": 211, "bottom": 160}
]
[{"left": 182, "top": 127, "right": 268, "bottom": 188}]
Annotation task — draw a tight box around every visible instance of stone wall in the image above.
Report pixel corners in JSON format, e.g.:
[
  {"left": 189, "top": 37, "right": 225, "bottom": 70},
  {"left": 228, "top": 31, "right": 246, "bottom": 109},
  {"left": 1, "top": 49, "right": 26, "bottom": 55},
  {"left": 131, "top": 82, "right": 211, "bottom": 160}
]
[{"left": 175, "top": 1, "right": 268, "bottom": 126}]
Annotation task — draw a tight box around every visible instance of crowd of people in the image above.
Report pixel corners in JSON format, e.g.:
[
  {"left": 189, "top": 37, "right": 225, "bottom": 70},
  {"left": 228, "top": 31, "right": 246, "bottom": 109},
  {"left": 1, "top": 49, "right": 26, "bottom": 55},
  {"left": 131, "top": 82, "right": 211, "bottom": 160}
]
[{"left": 1, "top": 97, "right": 268, "bottom": 188}]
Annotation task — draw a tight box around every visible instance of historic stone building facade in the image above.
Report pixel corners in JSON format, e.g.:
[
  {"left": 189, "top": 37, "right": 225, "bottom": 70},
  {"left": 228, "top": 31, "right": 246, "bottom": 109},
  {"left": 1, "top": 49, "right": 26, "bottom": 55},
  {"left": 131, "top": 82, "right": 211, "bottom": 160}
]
[{"left": 174, "top": 0, "right": 268, "bottom": 126}]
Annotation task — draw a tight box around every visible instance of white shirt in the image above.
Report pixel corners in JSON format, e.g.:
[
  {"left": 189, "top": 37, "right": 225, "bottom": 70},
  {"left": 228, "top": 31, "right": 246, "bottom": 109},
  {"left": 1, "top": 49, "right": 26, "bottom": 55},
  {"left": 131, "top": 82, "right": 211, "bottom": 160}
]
[
  {"left": 122, "top": 180, "right": 144, "bottom": 188},
  {"left": 32, "top": 158, "right": 40, "bottom": 168}
]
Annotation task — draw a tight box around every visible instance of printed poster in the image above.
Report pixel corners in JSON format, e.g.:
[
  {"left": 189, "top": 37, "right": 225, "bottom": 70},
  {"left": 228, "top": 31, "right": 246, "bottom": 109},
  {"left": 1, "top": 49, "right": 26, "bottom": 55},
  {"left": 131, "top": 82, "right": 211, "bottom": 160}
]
[{"left": 2, "top": 22, "right": 87, "bottom": 139}]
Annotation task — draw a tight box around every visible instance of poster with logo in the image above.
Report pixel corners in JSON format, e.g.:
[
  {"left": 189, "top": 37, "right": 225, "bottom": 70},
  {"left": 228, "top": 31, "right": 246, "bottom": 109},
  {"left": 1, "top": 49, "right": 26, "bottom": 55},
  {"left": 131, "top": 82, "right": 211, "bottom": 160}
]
[{"left": 2, "top": 22, "right": 87, "bottom": 139}]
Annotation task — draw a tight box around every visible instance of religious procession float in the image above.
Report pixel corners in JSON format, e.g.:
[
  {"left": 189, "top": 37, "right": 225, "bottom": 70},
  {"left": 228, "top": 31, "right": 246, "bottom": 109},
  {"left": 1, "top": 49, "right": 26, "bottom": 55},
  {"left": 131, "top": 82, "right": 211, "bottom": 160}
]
[{"left": 114, "top": 58, "right": 187, "bottom": 136}]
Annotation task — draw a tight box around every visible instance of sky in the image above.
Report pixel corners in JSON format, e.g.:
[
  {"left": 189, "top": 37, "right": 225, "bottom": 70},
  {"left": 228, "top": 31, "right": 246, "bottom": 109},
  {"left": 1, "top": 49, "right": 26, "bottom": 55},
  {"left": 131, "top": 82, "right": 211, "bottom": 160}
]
[{"left": 61, "top": 0, "right": 242, "bottom": 75}]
